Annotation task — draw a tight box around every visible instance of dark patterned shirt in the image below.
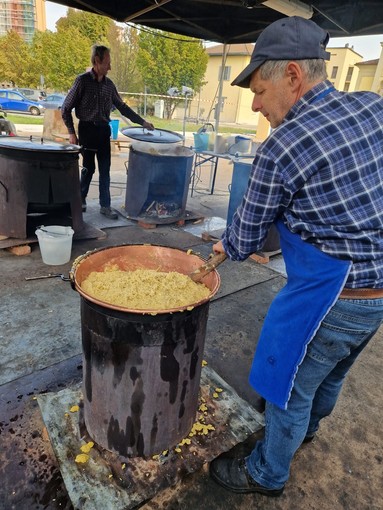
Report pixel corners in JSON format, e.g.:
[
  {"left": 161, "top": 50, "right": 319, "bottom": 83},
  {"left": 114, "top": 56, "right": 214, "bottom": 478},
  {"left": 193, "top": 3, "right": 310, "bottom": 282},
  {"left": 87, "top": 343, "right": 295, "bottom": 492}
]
[
  {"left": 222, "top": 80, "right": 383, "bottom": 288},
  {"left": 61, "top": 69, "right": 144, "bottom": 134}
]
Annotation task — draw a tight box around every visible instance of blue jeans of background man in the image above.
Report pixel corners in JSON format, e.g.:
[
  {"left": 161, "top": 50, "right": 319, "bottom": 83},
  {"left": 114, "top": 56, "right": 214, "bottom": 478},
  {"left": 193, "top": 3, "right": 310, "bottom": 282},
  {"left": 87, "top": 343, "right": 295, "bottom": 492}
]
[
  {"left": 246, "top": 297, "right": 383, "bottom": 490},
  {"left": 78, "top": 121, "right": 111, "bottom": 208}
]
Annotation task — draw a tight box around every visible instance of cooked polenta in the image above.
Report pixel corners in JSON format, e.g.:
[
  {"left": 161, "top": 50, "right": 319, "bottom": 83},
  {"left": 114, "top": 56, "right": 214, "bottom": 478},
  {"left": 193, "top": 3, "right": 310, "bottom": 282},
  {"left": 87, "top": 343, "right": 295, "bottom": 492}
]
[{"left": 81, "top": 268, "right": 210, "bottom": 310}]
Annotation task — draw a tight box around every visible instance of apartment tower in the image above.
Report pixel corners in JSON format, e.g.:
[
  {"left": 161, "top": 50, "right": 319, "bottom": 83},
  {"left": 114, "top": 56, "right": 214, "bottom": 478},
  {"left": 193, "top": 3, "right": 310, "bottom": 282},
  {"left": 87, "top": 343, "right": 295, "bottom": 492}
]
[{"left": 0, "top": 0, "right": 46, "bottom": 43}]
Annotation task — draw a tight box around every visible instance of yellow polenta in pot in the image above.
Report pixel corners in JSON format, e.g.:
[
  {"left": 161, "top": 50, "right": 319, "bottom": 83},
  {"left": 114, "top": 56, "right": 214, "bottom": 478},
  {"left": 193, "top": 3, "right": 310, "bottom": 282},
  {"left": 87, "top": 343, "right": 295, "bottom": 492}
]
[{"left": 81, "top": 266, "right": 210, "bottom": 311}]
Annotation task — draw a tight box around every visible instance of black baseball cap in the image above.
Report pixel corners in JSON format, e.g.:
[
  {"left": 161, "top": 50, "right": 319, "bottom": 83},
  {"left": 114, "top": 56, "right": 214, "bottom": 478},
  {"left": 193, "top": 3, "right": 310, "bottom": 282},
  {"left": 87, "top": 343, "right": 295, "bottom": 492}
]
[{"left": 231, "top": 16, "right": 330, "bottom": 88}]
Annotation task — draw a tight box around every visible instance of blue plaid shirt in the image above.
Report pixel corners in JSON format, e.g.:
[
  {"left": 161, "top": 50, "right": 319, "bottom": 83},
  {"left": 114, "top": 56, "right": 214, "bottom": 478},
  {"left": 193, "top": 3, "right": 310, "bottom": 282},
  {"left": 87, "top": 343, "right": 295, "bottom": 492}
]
[{"left": 222, "top": 80, "right": 383, "bottom": 288}]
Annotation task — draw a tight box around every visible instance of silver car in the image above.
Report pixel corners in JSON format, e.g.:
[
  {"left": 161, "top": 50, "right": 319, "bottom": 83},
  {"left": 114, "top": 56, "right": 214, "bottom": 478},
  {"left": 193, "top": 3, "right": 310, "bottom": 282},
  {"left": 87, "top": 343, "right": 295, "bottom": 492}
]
[
  {"left": 43, "top": 93, "right": 66, "bottom": 110},
  {"left": 16, "top": 88, "right": 46, "bottom": 102}
]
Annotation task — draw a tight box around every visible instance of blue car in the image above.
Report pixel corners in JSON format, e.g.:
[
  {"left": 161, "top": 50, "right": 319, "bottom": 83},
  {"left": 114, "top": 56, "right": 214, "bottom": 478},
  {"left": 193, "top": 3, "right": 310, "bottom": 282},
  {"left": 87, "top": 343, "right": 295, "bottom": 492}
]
[{"left": 0, "top": 89, "right": 45, "bottom": 116}]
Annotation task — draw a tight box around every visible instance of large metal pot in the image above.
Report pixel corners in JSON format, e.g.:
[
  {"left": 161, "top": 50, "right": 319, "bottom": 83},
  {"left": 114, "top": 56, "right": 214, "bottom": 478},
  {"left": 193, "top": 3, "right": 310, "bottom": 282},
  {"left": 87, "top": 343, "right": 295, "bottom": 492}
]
[
  {"left": 70, "top": 244, "right": 220, "bottom": 314},
  {"left": 124, "top": 142, "right": 194, "bottom": 224},
  {"left": 70, "top": 244, "right": 220, "bottom": 458},
  {"left": 0, "top": 137, "right": 82, "bottom": 238}
]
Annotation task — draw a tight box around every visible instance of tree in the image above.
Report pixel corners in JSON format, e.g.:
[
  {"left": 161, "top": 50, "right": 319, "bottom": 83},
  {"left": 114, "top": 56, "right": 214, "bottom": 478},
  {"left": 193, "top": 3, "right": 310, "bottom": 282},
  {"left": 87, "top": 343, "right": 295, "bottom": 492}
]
[
  {"left": 32, "top": 8, "right": 115, "bottom": 92},
  {"left": 0, "top": 31, "right": 38, "bottom": 87},
  {"left": 53, "top": 10, "right": 140, "bottom": 92},
  {"left": 137, "top": 30, "right": 208, "bottom": 118},
  {"left": 56, "top": 8, "right": 112, "bottom": 44},
  {"left": 32, "top": 28, "right": 91, "bottom": 91},
  {"left": 107, "top": 24, "right": 142, "bottom": 92}
]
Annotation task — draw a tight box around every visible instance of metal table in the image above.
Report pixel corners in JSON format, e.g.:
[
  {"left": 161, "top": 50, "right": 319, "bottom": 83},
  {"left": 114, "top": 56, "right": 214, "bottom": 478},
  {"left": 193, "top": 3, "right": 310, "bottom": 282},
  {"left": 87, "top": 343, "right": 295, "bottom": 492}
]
[
  {"left": 190, "top": 150, "right": 254, "bottom": 196},
  {"left": 190, "top": 150, "right": 231, "bottom": 196}
]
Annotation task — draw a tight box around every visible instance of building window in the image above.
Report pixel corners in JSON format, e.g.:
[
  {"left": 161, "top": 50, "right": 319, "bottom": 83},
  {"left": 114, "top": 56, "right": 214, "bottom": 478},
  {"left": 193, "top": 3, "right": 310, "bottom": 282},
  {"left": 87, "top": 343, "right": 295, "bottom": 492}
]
[
  {"left": 331, "top": 66, "right": 338, "bottom": 79},
  {"left": 345, "top": 67, "right": 353, "bottom": 82},
  {"left": 219, "top": 66, "right": 231, "bottom": 81},
  {"left": 344, "top": 83, "right": 350, "bottom": 92}
]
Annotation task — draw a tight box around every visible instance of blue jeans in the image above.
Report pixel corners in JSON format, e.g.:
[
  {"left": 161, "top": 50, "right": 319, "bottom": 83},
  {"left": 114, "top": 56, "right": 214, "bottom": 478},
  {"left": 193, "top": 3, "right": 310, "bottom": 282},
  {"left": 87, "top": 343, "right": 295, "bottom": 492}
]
[{"left": 246, "top": 297, "right": 383, "bottom": 489}]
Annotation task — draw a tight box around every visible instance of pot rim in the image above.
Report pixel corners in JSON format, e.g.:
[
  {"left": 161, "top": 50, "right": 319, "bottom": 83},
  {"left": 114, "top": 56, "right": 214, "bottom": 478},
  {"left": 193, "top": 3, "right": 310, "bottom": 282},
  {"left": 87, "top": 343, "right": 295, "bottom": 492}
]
[{"left": 70, "top": 243, "right": 221, "bottom": 314}]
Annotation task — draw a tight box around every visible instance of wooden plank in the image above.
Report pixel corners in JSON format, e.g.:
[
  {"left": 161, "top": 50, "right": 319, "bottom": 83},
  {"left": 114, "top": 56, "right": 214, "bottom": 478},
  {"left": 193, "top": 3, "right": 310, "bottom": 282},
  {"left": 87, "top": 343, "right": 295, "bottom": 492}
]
[
  {"left": 6, "top": 245, "right": 32, "bottom": 256},
  {"left": 250, "top": 252, "right": 270, "bottom": 264}
]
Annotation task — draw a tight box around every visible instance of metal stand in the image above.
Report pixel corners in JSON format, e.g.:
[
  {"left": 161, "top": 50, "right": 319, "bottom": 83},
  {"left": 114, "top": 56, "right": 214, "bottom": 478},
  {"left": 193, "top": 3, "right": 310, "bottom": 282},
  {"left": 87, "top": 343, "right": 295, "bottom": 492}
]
[{"left": 190, "top": 152, "right": 219, "bottom": 196}]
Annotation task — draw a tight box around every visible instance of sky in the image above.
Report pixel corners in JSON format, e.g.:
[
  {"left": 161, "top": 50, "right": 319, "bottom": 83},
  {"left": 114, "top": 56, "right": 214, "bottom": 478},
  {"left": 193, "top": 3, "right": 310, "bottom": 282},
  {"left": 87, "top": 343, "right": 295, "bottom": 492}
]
[
  {"left": 45, "top": 2, "right": 68, "bottom": 29},
  {"left": 45, "top": 2, "right": 383, "bottom": 61}
]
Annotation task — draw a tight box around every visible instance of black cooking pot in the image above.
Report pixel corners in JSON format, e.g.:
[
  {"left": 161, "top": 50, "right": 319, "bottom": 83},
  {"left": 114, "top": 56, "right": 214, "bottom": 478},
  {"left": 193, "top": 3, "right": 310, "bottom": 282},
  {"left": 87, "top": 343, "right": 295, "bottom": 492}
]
[
  {"left": 0, "top": 136, "right": 80, "bottom": 160},
  {"left": 0, "top": 136, "right": 83, "bottom": 238}
]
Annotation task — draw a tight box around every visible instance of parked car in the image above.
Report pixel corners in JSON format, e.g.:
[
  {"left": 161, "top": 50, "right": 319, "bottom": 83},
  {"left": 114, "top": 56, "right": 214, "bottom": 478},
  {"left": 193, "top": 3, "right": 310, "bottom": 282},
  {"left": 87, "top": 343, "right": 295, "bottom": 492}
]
[
  {"left": 16, "top": 88, "right": 47, "bottom": 102},
  {"left": 43, "top": 93, "right": 66, "bottom": 109},
  {"left": 0, "top": 89, "right": 45, "bottom": 116}
]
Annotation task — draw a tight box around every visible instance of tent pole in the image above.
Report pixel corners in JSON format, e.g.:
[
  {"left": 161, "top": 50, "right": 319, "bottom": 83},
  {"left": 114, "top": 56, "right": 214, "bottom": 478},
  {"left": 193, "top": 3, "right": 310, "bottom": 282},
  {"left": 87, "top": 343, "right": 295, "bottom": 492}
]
[{"left": 214, "top": 43, "right": 228, "bottom": 139}]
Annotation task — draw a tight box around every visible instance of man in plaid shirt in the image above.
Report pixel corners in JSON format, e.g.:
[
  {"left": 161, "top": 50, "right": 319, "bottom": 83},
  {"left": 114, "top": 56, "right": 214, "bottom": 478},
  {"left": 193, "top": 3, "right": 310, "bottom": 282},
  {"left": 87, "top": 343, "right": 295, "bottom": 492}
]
[
  {"left": 62, "top": 44, "right": 154, "bottom": 219},
  {"left": 210, "top": 16, "right": 383, "bottom": 497}
]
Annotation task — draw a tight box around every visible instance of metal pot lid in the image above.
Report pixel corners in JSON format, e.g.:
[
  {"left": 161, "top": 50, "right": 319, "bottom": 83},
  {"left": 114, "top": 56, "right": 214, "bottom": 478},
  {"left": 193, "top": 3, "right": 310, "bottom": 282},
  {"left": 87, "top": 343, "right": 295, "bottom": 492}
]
[
  {"left": 121, "top": 127, "right": 183, "bottom": 143},
  {"left": 0, "top": 136, "right": 81, "bottom": 152}
]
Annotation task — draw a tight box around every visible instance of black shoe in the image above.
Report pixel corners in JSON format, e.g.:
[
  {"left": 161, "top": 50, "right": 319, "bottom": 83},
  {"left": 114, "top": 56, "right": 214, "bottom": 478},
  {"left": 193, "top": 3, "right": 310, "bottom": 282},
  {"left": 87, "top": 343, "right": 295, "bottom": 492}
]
[
  {"left": 302, "top": 434, "right": 315, "bottom": 444},
  {"left": 100, "top": 206, "right": 118, "bottom": 219},
  {"left": 209, "top": 457, "right": 284, "bottom": 496},
  {"left": 82, "top": 198, "right": 87, "bottom": 212}
]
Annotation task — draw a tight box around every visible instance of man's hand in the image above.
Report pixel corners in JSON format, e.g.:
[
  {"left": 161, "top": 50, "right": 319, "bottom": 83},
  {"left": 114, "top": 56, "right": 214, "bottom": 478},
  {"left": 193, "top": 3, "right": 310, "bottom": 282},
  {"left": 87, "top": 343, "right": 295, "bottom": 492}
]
[
  {"left": 68, "top": 133, "right": 78, "bottom": 145},
  {"left": 213, "top": 240, "right": 225, "bottom": 255},
  {"left": 142, "top": 121, "right": 155, "bottom": 131}
]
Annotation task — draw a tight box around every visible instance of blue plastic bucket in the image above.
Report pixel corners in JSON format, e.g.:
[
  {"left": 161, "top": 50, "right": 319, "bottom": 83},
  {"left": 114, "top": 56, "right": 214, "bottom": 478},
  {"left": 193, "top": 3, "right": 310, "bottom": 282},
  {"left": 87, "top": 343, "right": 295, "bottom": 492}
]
[
  {"left": 193, "top": 132, "right": 209, "bottom": 152},
  {"left": 227, "top": 161, "right": 252, "bottom": 225},
  {"left": 109, "top": 119, "right": 120, "bottom": 140}
]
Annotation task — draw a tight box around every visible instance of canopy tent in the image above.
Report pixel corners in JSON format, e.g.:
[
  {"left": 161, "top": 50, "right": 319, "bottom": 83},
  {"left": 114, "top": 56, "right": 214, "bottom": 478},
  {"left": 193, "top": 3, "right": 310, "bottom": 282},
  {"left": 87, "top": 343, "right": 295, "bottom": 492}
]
[
  {"left": 49, "top": 0, "right": 383, "bottom": 139},
  {"left": 49, "top": 1, "right": 383, "bottom": 43}
]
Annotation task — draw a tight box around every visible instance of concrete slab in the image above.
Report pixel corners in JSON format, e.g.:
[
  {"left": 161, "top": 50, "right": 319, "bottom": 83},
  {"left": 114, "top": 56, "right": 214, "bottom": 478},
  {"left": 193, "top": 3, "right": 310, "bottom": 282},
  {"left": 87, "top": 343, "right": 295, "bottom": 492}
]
[
  {"left": 0, "top": 278, "right": 81, "bottom": 386},
  {"left": 37, "top": 366, "right": 264, "bottom": 510},
  {"left": 182, "top": 216, "right": 227, "bottom": 237},
  {"left": 81, "top": 196, "right": 136, "bottom": 229},
  {"left": 265, "top": 252, "right": 287, "bottom": 277}
]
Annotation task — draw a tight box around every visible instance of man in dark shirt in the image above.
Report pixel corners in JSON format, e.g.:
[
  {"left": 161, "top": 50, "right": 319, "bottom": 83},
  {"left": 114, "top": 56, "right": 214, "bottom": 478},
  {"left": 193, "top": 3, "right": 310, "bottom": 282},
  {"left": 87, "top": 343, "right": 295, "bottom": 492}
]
[{"left": 62, "top": 44, "right": 154, "bottom": 219}]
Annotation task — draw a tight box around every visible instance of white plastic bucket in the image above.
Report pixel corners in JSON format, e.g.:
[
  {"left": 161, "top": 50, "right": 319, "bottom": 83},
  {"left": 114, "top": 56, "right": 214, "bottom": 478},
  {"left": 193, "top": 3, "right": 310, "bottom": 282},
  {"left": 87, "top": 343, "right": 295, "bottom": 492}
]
[
  {"left": 35, "top": 225, "right": 74, "bottom": 265},
  {"left": 228, "top": 136, "right": 251, "bottom": 155},
  {"left": 214, "top": 135, "right": 228, "bottom": 154}
]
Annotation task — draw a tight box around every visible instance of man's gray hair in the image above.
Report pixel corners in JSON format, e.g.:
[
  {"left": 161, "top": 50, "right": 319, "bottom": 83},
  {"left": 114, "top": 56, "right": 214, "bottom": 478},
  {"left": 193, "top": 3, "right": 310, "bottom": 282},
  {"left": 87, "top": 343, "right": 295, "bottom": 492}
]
[
  {"left": 91, "top": 45, "right": 110, "bottom": 65},
  {"left": 260, "top": 59, "right": 328, "bottom": 82}
]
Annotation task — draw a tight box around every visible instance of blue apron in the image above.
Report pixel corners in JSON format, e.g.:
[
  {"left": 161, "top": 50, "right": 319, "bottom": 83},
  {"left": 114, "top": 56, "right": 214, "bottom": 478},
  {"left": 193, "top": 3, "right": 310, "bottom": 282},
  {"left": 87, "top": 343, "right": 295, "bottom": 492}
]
[{"left": 249, "top": 220, "right": 351, "bottom": 409}]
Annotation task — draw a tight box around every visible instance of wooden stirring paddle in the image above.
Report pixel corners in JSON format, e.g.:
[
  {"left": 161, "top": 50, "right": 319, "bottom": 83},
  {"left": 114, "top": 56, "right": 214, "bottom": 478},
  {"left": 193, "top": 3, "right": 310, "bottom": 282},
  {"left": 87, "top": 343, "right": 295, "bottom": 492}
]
[{"left": 189, "top": 252, "right": 227, "bottom": 283}]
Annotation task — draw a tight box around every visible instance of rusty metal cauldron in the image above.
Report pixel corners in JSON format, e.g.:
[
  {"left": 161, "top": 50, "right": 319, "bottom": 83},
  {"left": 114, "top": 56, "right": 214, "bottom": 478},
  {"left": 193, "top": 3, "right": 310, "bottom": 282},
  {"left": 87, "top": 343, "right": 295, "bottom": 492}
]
[{"left": 70, "top": 244, "right": 220, "bottom": 458}]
